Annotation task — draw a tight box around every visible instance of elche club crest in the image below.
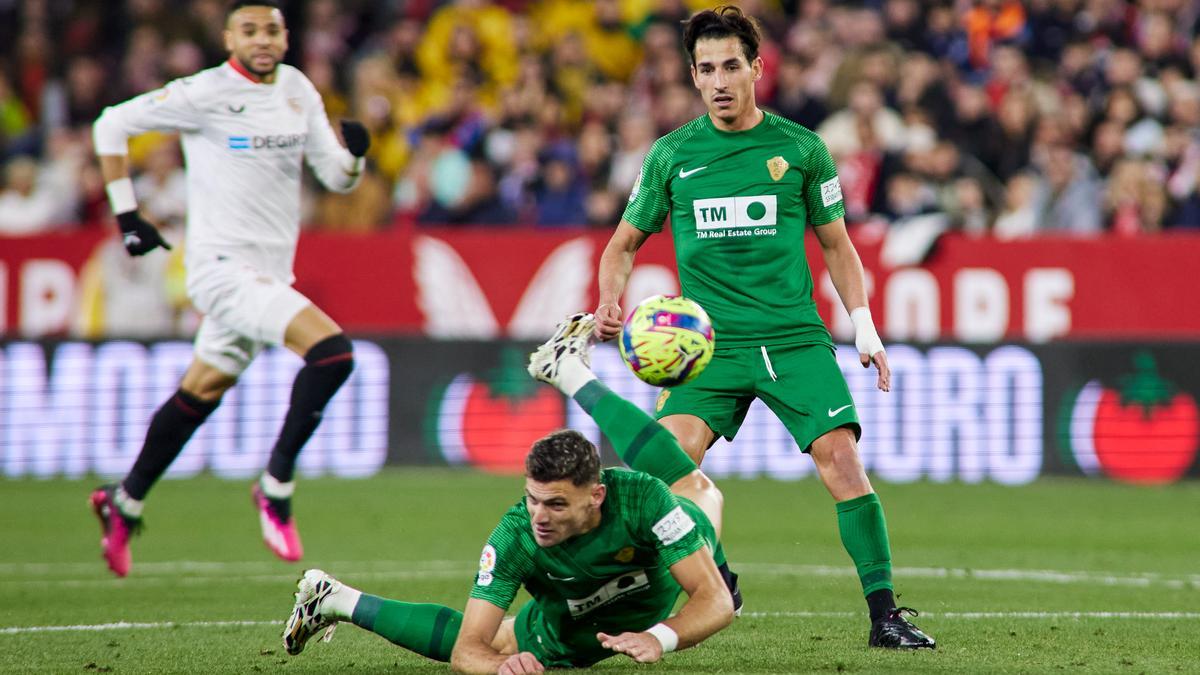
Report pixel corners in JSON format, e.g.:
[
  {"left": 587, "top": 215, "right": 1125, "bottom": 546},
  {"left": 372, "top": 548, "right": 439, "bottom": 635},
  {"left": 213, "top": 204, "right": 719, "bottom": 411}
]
[{"left": 766, "top": 155, "right": 788, "bottom": 181}]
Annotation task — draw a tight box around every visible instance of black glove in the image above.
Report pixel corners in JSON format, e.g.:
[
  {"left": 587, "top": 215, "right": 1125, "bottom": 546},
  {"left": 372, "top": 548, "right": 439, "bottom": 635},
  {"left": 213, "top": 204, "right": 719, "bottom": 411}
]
[
  {"left": 340, "top": 120, "right": 370, "bottom": 157},
  {"left": 116, "top": 211, "right": 172, "bottom": 256}
]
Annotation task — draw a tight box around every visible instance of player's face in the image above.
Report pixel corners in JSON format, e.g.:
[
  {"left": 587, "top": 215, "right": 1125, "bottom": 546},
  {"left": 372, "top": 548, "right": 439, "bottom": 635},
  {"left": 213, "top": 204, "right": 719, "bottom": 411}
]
[
  {"left": 524, "top": 478, "right": 605, "bottom": 547},
  {"left": 690, "top": 36, "right": 763, "bottom": 129},
  {"left": 224, "top": 6, "right": 288, "bottom": 78}
]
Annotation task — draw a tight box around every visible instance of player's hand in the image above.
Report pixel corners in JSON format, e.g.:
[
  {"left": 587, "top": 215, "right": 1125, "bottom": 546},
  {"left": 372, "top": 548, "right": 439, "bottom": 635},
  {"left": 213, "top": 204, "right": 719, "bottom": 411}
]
[
  {"left": 594, "top": 302, "right": 623, "bottom": 341},
  {"left": 115, "top": 211, "right": 172, "bottom": 256},
  {"left": 850, "top": 307, "right": 889, "bottom": 392},
  {"left": 339, "top": 120, "right": 370, "bottom": 157},
  {"left": 597, "top": 631, "right": 664, "bottom": 663},
  {"left": 496, "top": 651, "right": 543, "bottom": 675},
  {"left": 866, "top": 349, "right": 890, "bottom": 392}
]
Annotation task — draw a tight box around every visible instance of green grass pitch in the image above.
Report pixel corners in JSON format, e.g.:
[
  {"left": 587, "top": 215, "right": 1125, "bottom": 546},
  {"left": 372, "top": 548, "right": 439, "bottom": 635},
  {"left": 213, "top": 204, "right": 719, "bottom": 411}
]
[{"left": 1, "top": 471, "right": 1197, "bottom": 673}]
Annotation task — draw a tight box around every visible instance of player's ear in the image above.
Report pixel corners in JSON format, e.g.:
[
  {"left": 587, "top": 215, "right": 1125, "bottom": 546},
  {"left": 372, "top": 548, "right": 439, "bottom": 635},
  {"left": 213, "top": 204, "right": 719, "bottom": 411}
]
[
  {"left": 223, "top": 29, "right": 233, "bottom": 52},
  {"left": 690, "top": 63, "right": 700, "bottom": 89},
  {"left": 752, "top": 56, "right": 763, "bottom": 81},
  {"left": 591, "top": 483, "right": 607, "bottom": 509}
]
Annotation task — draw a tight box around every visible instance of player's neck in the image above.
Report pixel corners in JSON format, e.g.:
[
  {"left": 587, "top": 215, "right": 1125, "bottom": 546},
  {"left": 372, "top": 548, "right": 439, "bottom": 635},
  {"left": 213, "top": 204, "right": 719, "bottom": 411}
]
[
  {"left": 577, "top": 507, "right": 603, "bottom": 537},
  {"left": 227, "top": 56, "right": 277, "bottom": 84},
  {"left": 708, "top": 106, "right": 764, "bottom": 133}
]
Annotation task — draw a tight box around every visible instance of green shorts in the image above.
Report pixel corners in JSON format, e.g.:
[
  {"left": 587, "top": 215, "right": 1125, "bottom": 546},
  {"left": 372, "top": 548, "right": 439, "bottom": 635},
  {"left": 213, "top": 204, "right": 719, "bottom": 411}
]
[
  {"left": 655, "top": 343, "right": 860, "bottom": 452},
  {"left": 513, "top": 497, "right": 723, "bottom": 667}
]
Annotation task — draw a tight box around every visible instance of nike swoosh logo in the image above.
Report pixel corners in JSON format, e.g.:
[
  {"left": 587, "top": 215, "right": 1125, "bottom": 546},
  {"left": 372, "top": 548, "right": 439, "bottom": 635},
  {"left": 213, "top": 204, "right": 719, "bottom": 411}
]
[
  {"left": 827, "top": 404, "right": 853, "bottom": 417},
  {"left": 678, "top": 166, "right": 707, "bottom": 179},
  {"left": 546, "top": 573, "right": 576, "bottom": 581},
  {"left": 227, "top": 104, "right": 245, "bottom": 114}
]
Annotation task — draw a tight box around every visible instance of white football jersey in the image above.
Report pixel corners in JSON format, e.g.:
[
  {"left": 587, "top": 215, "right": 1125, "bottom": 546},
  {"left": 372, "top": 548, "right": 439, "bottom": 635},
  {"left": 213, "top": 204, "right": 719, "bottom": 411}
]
[{"left": 93, "top": 60, "right": 361, "bottom": 281}]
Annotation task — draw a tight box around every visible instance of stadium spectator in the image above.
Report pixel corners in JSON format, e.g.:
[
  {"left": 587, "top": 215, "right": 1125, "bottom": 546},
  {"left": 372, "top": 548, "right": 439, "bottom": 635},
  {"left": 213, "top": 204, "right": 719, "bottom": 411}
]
[
  {"left": 993, "top": 171, "right": 1044, "bottom": 240},
  {"left": 1, "top": 0, "right": 1200, "bottom": 233},
  {"left": 534, "top": 144, "right": 588, "bottom": 227},
  {"left": 0, "top": 132, "right": 83, "bottom": 235},
  {"left": 1035, "top": 144, "right": 1104, "bottom": 234}
]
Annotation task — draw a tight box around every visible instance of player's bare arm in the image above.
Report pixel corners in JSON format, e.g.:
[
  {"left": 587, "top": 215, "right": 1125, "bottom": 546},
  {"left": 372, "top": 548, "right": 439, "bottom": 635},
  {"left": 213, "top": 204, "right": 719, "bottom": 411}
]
[
  {"left": 812, "top": 217, "right": 890, "bottom": 391},
  {"left": 595, "top": 220, "right": 652, "bottom": 341},
  {"left": 95, "top": 141, "right": 172, "bottom": 256},
  {"left": 450, "top": 598, "right": 542, "bottom": 675},
  {"left": 597, "top": 548, "right": 734, "bottom": 663}
]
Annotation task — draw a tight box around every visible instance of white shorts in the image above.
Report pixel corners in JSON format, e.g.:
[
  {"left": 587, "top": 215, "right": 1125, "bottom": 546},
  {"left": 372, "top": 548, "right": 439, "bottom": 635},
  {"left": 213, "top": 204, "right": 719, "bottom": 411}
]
[{"left": 187, "top": 255, "right": 310, "bottom": 376}]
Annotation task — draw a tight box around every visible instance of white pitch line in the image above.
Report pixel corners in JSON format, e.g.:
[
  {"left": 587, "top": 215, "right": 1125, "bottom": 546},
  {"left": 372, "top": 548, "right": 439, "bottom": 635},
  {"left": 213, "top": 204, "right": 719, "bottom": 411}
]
[
  {"left": 0, "top": 620, "right": 278, "bottom": 635},
  {"left": 0, "top": 569, "right": 476, "bottom": 589},
  {"left": 1, "top": 561, "right": 1197, "bottom": 590},
  {"left": 741, "top": 611, "right": 1200, "bottom": 620},
  {"left": 4, "top": 612, "right": 1198, "bottom": 636},
  {"left": 0, "top": 560, "right": 463, "bottom": 575}
]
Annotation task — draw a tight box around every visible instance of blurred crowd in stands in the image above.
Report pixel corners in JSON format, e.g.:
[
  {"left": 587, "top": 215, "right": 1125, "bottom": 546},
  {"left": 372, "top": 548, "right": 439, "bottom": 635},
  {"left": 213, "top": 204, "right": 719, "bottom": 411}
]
[{"left": 2, "top": 0, "right": 1200, "bottom": 238}]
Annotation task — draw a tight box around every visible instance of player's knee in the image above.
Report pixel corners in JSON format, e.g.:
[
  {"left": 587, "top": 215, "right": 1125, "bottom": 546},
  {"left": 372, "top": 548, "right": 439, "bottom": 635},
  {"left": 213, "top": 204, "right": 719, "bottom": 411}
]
[
  {"left": 672, "top": 469, "right": 722, "bottom": 504},
  {"left": 810, "top": 427, "right": 860, "bottom": 466},
  {"left": 304, "top": 333, "right": 355, "bottom": 382}
]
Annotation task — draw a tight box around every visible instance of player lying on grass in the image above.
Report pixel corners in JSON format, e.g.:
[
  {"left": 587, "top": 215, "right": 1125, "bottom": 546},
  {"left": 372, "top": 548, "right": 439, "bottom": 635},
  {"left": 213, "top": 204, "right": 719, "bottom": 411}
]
[{"left": 283, "top": 314, "right": 738, "bottom": 673}]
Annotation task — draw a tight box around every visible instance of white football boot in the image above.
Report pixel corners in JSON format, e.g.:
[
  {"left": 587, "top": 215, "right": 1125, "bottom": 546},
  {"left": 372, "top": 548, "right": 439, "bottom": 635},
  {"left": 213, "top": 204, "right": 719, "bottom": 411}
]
[
  {"left": 527, "top": 312, "right": 595, "bottom": 387},
  {"left": 283, "top": 569, "right": 341, "bottom": 655}
]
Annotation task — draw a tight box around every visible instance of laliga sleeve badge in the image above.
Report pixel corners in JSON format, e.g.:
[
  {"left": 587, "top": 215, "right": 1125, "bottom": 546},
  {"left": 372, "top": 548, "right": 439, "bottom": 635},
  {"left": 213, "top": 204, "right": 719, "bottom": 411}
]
[{"left": 476, "top": 544, "right": 496, "bottom": 586}]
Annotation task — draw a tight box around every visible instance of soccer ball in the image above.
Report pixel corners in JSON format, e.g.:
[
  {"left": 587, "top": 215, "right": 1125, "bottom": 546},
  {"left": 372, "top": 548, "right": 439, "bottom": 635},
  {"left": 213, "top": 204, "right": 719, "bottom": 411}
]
[{"left": 619, "top": 295, "right": 715, "bottom": 387}]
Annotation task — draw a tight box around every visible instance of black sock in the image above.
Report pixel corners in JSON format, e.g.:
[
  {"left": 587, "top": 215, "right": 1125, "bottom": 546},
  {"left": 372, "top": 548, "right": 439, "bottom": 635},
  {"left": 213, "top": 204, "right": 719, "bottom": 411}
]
[
  {"left": 122, "top": 390, "right": 220, "bottom": 500},
  {"left": 266, "top": 334, "right": 354, "bottom": 483},
  {"left": 718, "top": 562, "right": 742, "bottom": 609},
  {"left": 867, "top": 588, "right": 896, "bottom": 622}
]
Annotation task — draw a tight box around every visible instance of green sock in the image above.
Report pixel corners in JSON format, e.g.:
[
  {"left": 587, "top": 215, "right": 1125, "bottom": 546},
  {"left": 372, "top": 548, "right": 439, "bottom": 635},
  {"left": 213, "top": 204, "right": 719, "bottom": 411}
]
[
  {"left": 573, "top": 380, "right": 697, "bottom": 484},
  {"left": 836, "top": 493, "right": 894, "bottom": 596},
  {"left": 351, "top": 594, "right": 462, "bottom": 662}
]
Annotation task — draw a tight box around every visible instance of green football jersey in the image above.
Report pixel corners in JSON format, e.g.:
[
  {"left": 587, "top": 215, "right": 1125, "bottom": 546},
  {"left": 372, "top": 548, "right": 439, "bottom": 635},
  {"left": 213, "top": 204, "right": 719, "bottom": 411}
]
[
  {"left": 469, "top": 468, "right": 706, "bottom": 664},
  {"left": 622, "top": 111, "right": 845, "bottom": 349}
]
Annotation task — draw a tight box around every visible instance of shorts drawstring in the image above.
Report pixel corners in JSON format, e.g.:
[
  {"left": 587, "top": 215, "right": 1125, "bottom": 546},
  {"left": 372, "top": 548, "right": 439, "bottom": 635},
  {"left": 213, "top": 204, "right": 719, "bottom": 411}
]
[{"left": 760, "top": 346, "right": 778, "bottom": 381}]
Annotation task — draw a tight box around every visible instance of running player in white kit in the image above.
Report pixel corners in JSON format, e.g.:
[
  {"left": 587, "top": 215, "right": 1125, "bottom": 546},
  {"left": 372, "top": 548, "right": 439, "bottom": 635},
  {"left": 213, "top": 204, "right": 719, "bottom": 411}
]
[{"left": 88, "top": 0, "right": 370, "bottom": 577}]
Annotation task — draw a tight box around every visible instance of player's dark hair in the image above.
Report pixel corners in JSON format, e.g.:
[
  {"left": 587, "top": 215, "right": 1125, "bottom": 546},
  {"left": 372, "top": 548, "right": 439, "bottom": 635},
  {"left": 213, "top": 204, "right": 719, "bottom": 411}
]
[
  {"left": 227, "top": 0, "right": 281, "bottom": 16},
  {"left": 526, "top": 430, "right": 601, "bottom": 487},
  {"left": 682, "top": 5, "right": 762, "bottom": 65}
]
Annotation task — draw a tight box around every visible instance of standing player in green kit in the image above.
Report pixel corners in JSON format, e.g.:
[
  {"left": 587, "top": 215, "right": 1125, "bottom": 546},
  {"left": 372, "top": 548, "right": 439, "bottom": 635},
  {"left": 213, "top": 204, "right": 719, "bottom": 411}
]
[
  {"left": 594, "top": 6, "right": 934, "bottom": 649},
  {"left": 282, "top": 315, "right": 738, "bottom": 673}
]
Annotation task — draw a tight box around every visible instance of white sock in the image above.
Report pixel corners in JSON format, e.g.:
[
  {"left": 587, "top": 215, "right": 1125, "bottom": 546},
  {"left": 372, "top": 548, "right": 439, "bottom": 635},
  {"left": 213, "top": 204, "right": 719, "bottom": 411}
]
[
  {"left": 557, "top": 356, "right": 597, "bottom": 397},
  {"left": 260, "top": 473, "right": 295, "bottom": 499},
  {"left": 323, "top": 583, "right": 363, "bottom": 621},
  {"left": 114, "top": 486, "right": 143, "bottom": 518}
]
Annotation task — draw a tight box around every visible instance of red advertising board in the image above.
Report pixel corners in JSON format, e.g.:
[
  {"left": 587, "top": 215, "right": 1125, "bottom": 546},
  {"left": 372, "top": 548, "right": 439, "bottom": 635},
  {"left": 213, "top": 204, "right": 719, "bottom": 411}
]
[{"left": 3, "top": 227, "right": 1200, "bottom": 340}]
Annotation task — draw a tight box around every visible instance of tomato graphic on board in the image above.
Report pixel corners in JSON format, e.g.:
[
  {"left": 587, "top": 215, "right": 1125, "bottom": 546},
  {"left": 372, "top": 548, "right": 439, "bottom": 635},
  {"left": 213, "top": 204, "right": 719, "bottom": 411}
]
[
  {"left": 432, "top": 349, "right": 566, "bottom": 473},
  {"left": 1061, "top": 352, "right": 1198, "bottom": 484}
]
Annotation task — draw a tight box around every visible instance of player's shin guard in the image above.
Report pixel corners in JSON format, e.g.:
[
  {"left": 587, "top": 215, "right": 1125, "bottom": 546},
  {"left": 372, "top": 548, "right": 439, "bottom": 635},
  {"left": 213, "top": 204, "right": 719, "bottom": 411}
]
[
  {"left": 122, "top": 389, "right": 221, "bottom": 500},
  {"left": 572, "top": 380, "right": 698, "bottom": 484},
  {"left": 350, "top": 595, "right": 462, "bottom": 662},
  {"left": 266, "top": 334, "right": 354, "bottom": 483},
  {"left": 836, "top": 493, "right": 896, "bottom": 618}
]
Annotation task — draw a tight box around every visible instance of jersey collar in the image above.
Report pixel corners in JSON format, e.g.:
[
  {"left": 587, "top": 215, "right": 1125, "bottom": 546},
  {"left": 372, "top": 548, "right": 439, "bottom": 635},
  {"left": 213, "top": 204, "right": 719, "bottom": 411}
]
[{"left": 227, "top": 56, "right": 274, "bottom": 84}]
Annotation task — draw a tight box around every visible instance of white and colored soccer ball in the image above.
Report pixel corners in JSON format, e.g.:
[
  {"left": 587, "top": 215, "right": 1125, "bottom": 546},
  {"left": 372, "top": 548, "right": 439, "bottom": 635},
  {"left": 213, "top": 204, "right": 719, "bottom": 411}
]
[{"left": 619, "top": 295, "right": 715, "bottom": 387}]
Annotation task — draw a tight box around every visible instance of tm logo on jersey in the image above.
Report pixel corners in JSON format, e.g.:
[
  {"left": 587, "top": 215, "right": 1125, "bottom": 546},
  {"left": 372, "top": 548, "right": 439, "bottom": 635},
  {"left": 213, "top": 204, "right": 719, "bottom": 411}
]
[
  {"left": 566, "top": 570, "right": 651, "bottom": 617},
  {"left": 692, "top": 195, "right": 777, "bottom": 239}
]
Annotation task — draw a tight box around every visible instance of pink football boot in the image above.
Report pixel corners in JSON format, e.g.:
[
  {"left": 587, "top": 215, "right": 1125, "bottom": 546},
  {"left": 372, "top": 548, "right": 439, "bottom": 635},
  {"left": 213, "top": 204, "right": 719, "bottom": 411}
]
[{"left": 253, "top": 483, "right": 304, "bottom": 562}]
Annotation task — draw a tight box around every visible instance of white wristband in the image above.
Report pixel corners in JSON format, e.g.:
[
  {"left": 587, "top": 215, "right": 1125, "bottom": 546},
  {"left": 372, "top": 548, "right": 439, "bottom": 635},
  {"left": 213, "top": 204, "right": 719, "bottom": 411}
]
[
  {"left": 849, "top": 306, "right": 884, "bottom": 357},
  {"left": 105, "top": 177, "right": 138, "bottom": 215},
  {"left": 645, "top": 622, "right": 678, "bottom": 653}
]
